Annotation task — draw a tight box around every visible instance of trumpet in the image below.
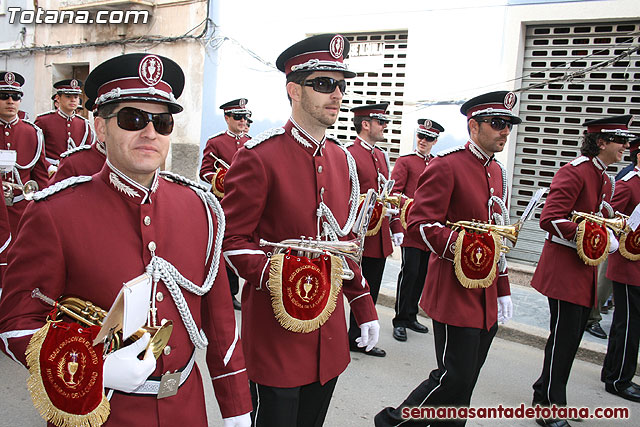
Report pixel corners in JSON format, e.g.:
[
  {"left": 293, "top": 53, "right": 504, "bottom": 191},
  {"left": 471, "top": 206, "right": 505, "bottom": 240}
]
[
  {"left": 259, "top": 189, "right": 378, "bottom": 280},
  {"left": 3, "top": 180, "right": 38, "bottom": 206},
  {"left": 446, "top": 220, "right": 522, "bottom": 253},
  {"left": 570, "top": 211, "right": 629, "bottom": 235},
  {"left": 31, "top": 288, "right": 173, "bottom": 360},
  {"left": 209, "top": 152, "right": 230, "bottom": 171}
]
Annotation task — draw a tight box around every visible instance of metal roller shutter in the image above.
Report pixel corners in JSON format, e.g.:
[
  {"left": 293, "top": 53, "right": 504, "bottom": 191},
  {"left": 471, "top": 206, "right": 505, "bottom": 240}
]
[
  {"left": 508, "top": 21, "right": 640, "bottom": 264},
  {"left": 330, "top": 31, "right": 409, "bottom": 165}
]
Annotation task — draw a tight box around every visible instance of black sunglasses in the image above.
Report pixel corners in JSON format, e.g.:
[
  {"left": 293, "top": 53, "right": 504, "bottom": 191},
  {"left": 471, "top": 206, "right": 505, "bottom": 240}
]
[
  {"left": 227, "top": 113, "right": 248, "bottom": 121},
  {"left": 603, "top": 134, "right": 630, "bottom": 144},
  {"left": 418, "top": 134, "right": 437, "bottom": 142},
  {"left": 0, "top": 93, "right": 22, "bottom": 101},
  {"left": 303, "top": 77, "right": 347, "bottom": 94},
  {"left": 104, "top": 107, "right": 174, "bottom": 135},
  {"left": 475, "top": 117, "right": 514, "bottom": 131}
]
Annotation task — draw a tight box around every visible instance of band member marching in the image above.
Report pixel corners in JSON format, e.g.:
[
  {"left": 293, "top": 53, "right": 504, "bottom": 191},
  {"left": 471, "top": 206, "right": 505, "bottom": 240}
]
[
  {"left": 222, "top": 34, "right": 380, "bottom": 426},
  {"left": 199, "top": 98, "right": 252, "bottom": 310},
  {"left": 376, "top": 91, "right": 520, "bottom": 426},
  {"left": 390, "top": 119, "right": 444, "bottom": 342},
  {"left": 531, "top": 115, "right": 634, "bottom": 426},
  {"left": 0, "top": 71, "right": 49, "bottom": 241},
  {"left": 0, "top": 53, "right": 252, "bottom": 427},
  {"left": 602, "top": 136, "right": 640, "bottom": 403},
  {"left": 346, "top": 102, "right": 400, "bottom": 357},
  {"left": 35, "top": 79, "right": 96, "bottom": 176}
]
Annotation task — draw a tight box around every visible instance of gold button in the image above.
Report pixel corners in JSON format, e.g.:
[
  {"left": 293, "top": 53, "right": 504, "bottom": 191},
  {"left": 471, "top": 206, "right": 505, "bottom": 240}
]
[
  {"left": 161, "top": 318, "right": 168, "bottom": 325},
  {"left": 156, "top": 292, "right": 164, "bottom": 302},
  {"left": 148, "top": 241, "right": 157, "bottom": 251},
  {"left": 144, "top": 216, "right": 151, "bottom": 226},
  {"left": 318, "top": 165, "right": 323, "bottom": 173},
  {"left": 163, "top": 346, "right": 171, "bottom": 355}
]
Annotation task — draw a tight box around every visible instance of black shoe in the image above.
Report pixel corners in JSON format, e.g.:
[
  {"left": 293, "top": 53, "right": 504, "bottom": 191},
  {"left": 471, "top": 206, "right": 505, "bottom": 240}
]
[
  {"left": 536, "top": 419, "right": 571, "bottom": 427},
  {"left": 605, "top": 383, "right": 640, "bottom": 402},
  {"left": 350, "top": 343, "right": 386, "bottom": 357},
  {"left": 232, "top": 296, "right": 241, "bottom": 311},
  {"left": 393, "top": 326, "right": 407, "bottom": 342},
  {"left": 585, "top": 322, "right": 607, "bottom": 339},
  {"left": 406, "top": 320, "right": 429, "bottom": 333},
  {"left": 631, "top": 382, "right": 640, "bottom": 392}
]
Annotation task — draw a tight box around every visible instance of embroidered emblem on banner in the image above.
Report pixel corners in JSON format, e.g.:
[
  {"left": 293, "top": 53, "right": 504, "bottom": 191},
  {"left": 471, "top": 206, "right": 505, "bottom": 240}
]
[
  {"left": 575, "top": 221, "right": 609, "bottom": 266},
  {"left": 268, "top": 252, "right": 342, "bottom": 333},
  {"left": 139, "top": 55, "right": 163, "bottom": 87},
  {"left": 25, "top": 321, "right": 109, "bottom": 427},
  {"left": 620, "top": 228, "right": 640, "bottom": 261},
  {"left": 330, "top": 35, "right": 344, "bottom": 59},
  {"left": 453, "top": 229, "right": 501, "bottom": 289},
  {"left": 212, "top": 167, "right": 227, "bottom": 199}
]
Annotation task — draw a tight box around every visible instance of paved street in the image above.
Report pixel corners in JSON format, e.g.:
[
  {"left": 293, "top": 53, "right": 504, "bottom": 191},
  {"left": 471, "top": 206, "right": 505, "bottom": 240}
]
[{"left": 1, "top": 304, "right": 637, "bottom": 426}]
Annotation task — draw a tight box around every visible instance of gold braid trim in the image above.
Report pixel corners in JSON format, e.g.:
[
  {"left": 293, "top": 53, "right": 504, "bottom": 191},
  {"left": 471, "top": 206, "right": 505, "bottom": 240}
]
[
  {"left": 575, "top": 221, "right": 609, "bottom": 266},
  {"left": 268, "top": 253, "right": 343, "bottom": 333},
  {"left": 365, "top": 205, "right": 386, "bottom": 237},
  {"left": 619, "top": 233, "right": 640, "bottom": 261},
  {"left": 453, "top": 230, "right": 501, "bottom": 289},
  {"left": 25, "top": 322, "right": 110, "bottom": 427},
  {"left": 211, "top": 169, "right": 224, "bottom": 199},
  {"left": 400, "top": 199, "right": 413, "bottom": 230}
]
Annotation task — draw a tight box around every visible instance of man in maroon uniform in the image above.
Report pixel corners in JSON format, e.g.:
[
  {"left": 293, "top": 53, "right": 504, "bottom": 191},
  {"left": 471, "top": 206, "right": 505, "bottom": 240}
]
[
  {"left": 0, "top": 53, "right": 252, "bottom": 427},
  {"left": 346, "top": 103, "right": 399, "bottom": 357},
  {"left": 35, "top": 79, "right": 95, "bottom": 176},
  {"left": 602, "top": 137, "right": 640, "bottom": 403},
  {"left": 0, "top": 71, "right": 49, "bottom": 239},
  {"left": 200, "top": 98, "right": 251, "bottom": 310},
  {"left": 390, "top": 119, "right": 443, "bottom": 342},
  {"left": 376, "top": 91, "right": 519, "bottom": 426},
  {"left": 0, "top": 176, "right": 10, "bottom": 290},
  {"left": 49, "top": 139, "right": 106, "bottom": 184},
  {"left": 531, "top": 115, "right": 633, "bottom": 426},
  {"left": 222, "top": 34, "right": 379, "bottom": 426}
]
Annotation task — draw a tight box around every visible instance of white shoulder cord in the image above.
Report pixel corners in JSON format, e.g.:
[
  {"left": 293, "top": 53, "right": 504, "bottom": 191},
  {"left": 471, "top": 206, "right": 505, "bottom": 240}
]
[
  {"left": 145, "top": 174, "right": 225, "bottom": 349},
  {"left": 489, "top": 162, "right": 510, "bottom": 273},
  {"left": 317, "top": 144, "right": 360, "bottom": 239}
]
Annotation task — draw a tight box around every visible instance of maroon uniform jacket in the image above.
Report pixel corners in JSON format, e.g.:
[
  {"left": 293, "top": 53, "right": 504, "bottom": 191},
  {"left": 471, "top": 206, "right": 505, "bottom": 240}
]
[
  {"left": 0, "top": 164, "right": 252, "bottom": 425},
  {"left": 607, "top": 167, "right": 640, "bottom": 287},
  {"left": 347, "top": 137, "right": 401, "bottom": 258},
  {"left": 50, "top": 141, "right": 106, "bottom": 184},
  {"left": 408, "top": 141, "right": 510, "bottom": 330},
  {"left": 35, "top": 110, "right": 95, "bottom": 168},
  {"left": 391, "top": 151, "right": 431, "bottom": 249},
  {"left": 531, "top": 155, "right": 613, "bottom": 308},
  {"left": 0, "top": 117, "right": 49, "bottom": 238},
  {"left": 222, "top": 120, "right": 378, "bottom": 388},
  {"left": 199, "top": 130, "right": 250, "bottom": 185},
  {"left": 0, "top": 176, "right": 10, "bottom": 287}
]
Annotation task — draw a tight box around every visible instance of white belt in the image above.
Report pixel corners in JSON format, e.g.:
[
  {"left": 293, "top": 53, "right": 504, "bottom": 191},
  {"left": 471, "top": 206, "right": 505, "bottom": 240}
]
[
  {"left": 130, "top": 351, "right": 196, "bottom": 395},
  {"left": 547, "top": 232, "right": 577, "bottom": 249}
]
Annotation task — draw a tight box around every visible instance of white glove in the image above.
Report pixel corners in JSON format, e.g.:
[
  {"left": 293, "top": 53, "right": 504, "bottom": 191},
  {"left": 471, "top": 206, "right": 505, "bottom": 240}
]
[
  {"left": 356, "top": 320, "right": 380, "bottom": 351},
  {"left": 103, "top": 332, "right": 156, "bottom": 393},
  {"left": 222, "top": 413, "right": 251, "bottom": 427},
  {"left": 386, "top": 208, "right": 399, "bottom": 217},
  {"left": 392, "top": 232, "right": 404, "bottom": 246},
  {"left": 497, "top": 296, "right": 513, "bottom": 325},
  {"left": 608, "top": 228, "right": 619, "bottom": 253}
]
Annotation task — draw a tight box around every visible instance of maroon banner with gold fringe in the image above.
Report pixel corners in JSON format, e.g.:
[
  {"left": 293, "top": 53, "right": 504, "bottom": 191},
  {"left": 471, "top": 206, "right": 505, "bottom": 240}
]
[
  {"left": 620, "top": 228, "right": 640, "bottom": 261},
  {"left": 576, "top": 221, "right": 609, "bottom": 266},
  {"left": 212, "top": 167, "right": 227, "bottom": 199},
  {"left": 268, "top": 252, "right": 342, "bottom": 333},
  {"left": 454, "top": 229, "right": 501, "bottom": 289},
  {"left": 26, "top": 321, "right": 109, "bottom": 427}
]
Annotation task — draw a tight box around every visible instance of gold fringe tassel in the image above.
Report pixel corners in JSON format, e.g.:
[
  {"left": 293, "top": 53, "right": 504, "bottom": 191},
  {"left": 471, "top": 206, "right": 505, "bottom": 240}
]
[
  {"left": 453, "top": 230, "right": 501, "bottom": 289},
  {"left": 619, "top": 233, "right": 640, "bottom": 261},
  {"left": 400, "top": 200, "right": 411, "bottom": 230},
  {"left": 575, "top": 221, "right": 609, "bottom": 266},
  {"left": 25, "top": 322, "right": 110, "bottom": 427},
  {"left": 268, "top": 254, "right": 343, "bottom": 333},
  {"left": 365, "top": 205, "right": 386, "bottom": 237},
  {"left": 211, "top": 171, "right": 224, "bottom": 199}
]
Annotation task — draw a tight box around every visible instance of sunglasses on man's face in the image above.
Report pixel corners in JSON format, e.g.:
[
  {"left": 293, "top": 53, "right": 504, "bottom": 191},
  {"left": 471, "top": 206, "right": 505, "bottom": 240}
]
[
  {"left": 303, "top": 77, "right": 347, "bottom": 94},
  {"left": 604, "top": 135, "right": 630, "bottom": 144},
  {"left": 227, "top": 113, "right": 248, "bottom": 121},
  {"left": 475, "top": 117, "right": 514, "bottom": 131},
  {"left": 104, "top": 107, "right": 174, "bottom": 135},
  {"left": 0, "top": 93, "right": 22, "bottom": 101},
  {"left": 419, "top": 135, "right": 437, "bottom": 142}
]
